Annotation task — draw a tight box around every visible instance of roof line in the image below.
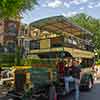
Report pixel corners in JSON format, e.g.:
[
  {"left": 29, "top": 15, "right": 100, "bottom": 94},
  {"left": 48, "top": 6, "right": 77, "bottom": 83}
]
[{"left": 30, "top": 15, "right": 93, "bottom": 36}]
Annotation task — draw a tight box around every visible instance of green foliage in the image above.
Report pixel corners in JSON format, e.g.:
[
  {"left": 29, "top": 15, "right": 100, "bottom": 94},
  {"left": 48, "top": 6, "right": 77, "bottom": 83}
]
[
  {"left": 15, "top": 47, "right": 24, "bottom": 66},
  {"left": 69, "top": 13, "right": 100, "bottom": 34},
  {"left": 0, "top": 53, "right": 15, "bottom": 67},
  {"left": 96, "top": 60, "right": 100, "bottom": 65},
  {"left": 69, "top": 13, "right": 100, "bottom": 53},
  {"left": 0, "top": 47, "right": 25, "bottom": 67},
  {"left": 15, "top": 47, "right": 21, "bottom": 66},
  {"left": 0, "top": 0, "right": 37, "bottom": 19}
]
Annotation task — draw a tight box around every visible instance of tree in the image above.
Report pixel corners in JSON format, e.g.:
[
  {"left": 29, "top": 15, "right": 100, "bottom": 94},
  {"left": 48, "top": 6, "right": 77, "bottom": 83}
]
[
  {"left": 69, "top": 13, "right": 100, "bottom": 34},
  {"left": 0, "top": 0, "right": 37, "bottom": 66},
  {"left": 0, "top": 0, "right": 37, "bottom": 19},
  {"left": 69, "top": 13, "right": 100, "bottom": 57},
  {"left": 0, "top": 53, "right": 15, "bottom": 67}
]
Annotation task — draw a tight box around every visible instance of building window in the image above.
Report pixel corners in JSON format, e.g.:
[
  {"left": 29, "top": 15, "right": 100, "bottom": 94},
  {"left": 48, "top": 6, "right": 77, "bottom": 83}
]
[
  {"left": 7, "top": 22, "right": 17, "bottom": 34},
  {"left": 6, "top": 42, "right": 16, "bottom": 52}
]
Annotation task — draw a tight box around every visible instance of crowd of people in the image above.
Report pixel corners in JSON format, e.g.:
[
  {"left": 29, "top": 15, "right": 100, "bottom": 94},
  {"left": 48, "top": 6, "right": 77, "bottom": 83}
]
[{"left": 56, "top": 58, "right": 82, "bottom": 100}]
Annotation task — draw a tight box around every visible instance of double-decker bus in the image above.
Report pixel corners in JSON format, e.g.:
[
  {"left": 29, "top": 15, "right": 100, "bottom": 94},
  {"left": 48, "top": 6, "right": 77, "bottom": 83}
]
[
  {"left": 29, "top": 15, "right": 95, "bottom": 88},
  {"left": 8, "top": 16, "right": 95, "bottom": 100}
]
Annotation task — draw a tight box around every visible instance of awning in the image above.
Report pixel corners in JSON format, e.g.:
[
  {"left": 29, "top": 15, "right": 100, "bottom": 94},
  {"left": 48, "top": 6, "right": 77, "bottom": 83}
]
[{"left": 30, "top": 16, "right": 93, "bottom": 37}]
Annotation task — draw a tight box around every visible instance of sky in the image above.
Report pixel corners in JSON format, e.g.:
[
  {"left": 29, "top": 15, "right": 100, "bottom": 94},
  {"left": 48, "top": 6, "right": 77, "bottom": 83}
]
[{"left": 21, "top": 0, "right": 100, "bottom": 24}]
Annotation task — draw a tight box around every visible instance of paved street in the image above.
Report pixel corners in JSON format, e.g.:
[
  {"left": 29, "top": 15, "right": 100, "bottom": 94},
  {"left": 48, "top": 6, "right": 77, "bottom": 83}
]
[
  {"left": 0, "top": 80, "right": 100, "bottom": 100},
  {"left": 61, "top": 80, "right": 100, "bottom": 100},
  {"left": 80, "top": 80, "right": 100, "bottom": 100}
]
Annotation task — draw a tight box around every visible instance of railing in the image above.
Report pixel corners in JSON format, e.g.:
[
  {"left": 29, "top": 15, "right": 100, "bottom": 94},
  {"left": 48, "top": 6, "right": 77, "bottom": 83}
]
[{"left": 30, "top": 36, "right": 94, "bottom": 52}]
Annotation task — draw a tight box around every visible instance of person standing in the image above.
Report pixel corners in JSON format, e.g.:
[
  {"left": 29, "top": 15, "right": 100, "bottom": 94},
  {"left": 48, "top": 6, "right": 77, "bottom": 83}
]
[
  {"left": 56, "top": 59, "right": 65, "bottom": 79},
  {"left": 64, "top": 59, "right": 74, "bottom": 93},
  {"left": 71, "top": 58, "right": 81, "bottom": 100}
]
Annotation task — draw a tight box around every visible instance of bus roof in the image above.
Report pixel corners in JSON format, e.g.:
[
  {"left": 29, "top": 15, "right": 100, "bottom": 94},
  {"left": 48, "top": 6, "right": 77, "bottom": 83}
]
[{"left": 30, "top": 15, "right": 93, "bottom": 37}]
